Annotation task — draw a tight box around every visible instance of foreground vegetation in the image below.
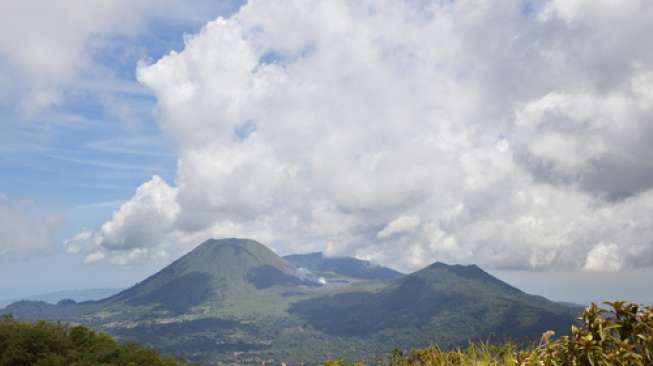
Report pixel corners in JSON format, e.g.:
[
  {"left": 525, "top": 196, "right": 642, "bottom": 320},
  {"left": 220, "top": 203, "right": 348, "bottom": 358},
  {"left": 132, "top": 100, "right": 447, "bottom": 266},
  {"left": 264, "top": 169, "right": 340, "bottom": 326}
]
[
  {"left": 2, "top": 302, "right": 651, "bottom": 365},
  {"left": 327, "top": 302, "right": 653, "bottom": 366},
  {"left": 0, "top": 315, "right": 194, "bottom": 366}
]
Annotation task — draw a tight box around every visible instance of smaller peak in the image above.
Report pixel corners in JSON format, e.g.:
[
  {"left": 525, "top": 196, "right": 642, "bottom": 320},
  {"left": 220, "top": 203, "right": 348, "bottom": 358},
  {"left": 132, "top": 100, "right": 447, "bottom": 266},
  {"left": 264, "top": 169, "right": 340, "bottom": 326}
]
[
  {"left": 427, "top": 261, "right": 447, "bottom": 267},
  {"left": 422, "top": 262, "right": 489, "bottom": 280},
  {"left": 418, "top": 261, "right": 520, "bottom": 292},
  {"left": 426, "top": 261, "right": 456, "bottom": 270},
  {"left": 57, "top": 299, "right": 77, "bottom": 307}
]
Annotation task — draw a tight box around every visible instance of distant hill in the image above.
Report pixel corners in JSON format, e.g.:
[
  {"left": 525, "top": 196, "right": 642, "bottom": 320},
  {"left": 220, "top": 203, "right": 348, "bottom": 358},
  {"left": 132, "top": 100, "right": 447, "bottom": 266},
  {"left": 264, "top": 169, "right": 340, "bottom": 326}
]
[
  {"left": 284, "top": 252, "right": 403, "bottom": 282},
  {"left": 0, "top": 288, "right": 122, "bottom": 308},
  {"left": 0, "top": 238, "right": 579, "bottom": 365}
]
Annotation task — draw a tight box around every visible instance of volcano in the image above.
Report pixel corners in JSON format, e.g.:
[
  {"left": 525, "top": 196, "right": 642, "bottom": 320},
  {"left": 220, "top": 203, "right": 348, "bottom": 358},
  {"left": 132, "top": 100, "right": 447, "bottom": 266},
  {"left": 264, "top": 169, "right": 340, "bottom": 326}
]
[{"left": 1, "top": 238, "right": 580, "bottom": 365}]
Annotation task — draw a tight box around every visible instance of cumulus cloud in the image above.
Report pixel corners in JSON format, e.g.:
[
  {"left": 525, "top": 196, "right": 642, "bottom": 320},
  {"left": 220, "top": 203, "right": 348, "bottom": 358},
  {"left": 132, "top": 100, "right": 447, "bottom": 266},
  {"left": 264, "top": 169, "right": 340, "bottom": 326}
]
[
  {"left": 69, "top": 0, "right": 653, "bottom": 272},
  {"left": 513, "top": 84, "right": 653, "bottom": 200},
  {"left": 0, "top": 195, "right": 61, "bottom": 258},
  {"left": 65, "top": 176, "right": 179, "bottom": 263},
  {"left": 97, "top": 175, "right": 179, "bottom": 250},
  {"left": 584, "top": 243, "right": 622, "bottom": 272}
]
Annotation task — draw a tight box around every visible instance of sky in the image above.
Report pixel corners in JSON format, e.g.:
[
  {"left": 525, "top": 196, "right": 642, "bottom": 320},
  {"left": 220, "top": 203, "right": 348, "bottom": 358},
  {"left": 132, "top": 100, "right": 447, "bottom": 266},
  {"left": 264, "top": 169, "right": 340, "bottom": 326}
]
[{"left": 1, "top": 0, "right": 652, "bottom": 305}]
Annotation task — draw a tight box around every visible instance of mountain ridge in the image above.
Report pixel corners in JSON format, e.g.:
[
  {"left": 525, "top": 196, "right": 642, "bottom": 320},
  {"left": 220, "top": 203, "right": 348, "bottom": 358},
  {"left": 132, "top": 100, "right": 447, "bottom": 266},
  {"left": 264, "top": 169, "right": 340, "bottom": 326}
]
[
  {"left": 0, "top": 288, "right": 122, "bottom": 308},
  {"left": 288, "top": 256, "right": 575, "bottom": 342},
  {"left": 0, "top": 238, "right": 580, "bottom": 365},
  {"left": 284, "top": 251, "right": 403, "bottom": 281}
]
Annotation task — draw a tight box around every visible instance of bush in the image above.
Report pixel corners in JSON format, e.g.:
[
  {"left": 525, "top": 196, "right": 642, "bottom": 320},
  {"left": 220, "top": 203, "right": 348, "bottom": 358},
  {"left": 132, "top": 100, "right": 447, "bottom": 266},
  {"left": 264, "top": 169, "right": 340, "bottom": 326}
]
[
  {"left": 326, "top": 302, "right": 653, "bottom": 366},
  {"left": 0, "top": 315, "right": 193, "bottom": 366},
  {"left": 527, "top": 301, "right": 653, "bottom": 366}
]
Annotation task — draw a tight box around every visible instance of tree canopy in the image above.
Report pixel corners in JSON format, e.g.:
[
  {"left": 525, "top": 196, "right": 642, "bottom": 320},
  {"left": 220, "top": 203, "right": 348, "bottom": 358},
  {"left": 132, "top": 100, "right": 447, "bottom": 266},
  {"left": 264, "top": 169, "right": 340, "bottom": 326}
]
[{"left": 0, "top": 315, "right": 195, "bottom": 366}]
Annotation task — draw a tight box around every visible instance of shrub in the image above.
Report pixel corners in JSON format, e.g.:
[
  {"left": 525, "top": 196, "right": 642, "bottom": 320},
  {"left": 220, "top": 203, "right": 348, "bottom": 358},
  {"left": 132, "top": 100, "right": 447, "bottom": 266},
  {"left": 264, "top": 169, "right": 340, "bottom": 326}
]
[
  {"left": 526, "top": 301, "right": 653, "bottom": 366},
  {"left": 326, "top": 302, "right": 653, "bottom": 366},
  {"left": 0, "top": 315, "right": 192, "bottom": 366}
]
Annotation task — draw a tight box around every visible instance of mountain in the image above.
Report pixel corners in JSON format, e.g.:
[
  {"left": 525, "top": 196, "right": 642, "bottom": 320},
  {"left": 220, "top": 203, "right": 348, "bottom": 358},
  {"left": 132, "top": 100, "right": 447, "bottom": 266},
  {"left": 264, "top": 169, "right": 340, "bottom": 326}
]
[
  {"left": 0, "top": 288, "right": 123, "bottom": 308},
  {"left": 283, "top": 252, "right": 403, "bottom": 282},
  {"left": 289, "top": 262, "right": 576, "bottom": 347},
  {"left": 1, "top": 238, "right": 579, "bottom": 365},
  {"left": 105, "top": 238, "right": 317, "bottom": 315}
]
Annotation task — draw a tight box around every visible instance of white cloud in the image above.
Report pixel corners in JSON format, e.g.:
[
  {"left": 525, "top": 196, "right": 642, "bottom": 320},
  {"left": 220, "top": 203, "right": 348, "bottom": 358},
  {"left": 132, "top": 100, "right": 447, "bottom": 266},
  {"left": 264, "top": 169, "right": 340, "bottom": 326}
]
[
  {"left": 584, "top": 243, "right": 623, "bottom": 272},
  {"left": 0, "top": 1, "right": 141, "bottom": 111},
  {"left": 513, "top": 83, "right": 653, "bottom": 199},
  {"left": 64, "top": 229, "right": 100, "bottom": 255},
  {"left": 96, "top": 175, "right": 179, "bottom": 250},
  {"left": 0, "top": 196, "right": 61, "bottom": 258},
  {"left": 0, "top": 0, "right": 239, "bottom": 113},
  {"left": 70, "top": 0, "right": 653, "bottom": 271}
]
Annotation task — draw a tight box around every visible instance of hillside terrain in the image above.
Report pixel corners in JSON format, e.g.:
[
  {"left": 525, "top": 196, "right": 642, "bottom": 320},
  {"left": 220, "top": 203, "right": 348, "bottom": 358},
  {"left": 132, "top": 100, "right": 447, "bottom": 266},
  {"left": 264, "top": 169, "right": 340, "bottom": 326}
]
[
  {"left": 3, "top": 302, "right": 651, "bottom": 366},
  {"left": 327, "top": 302, "right": 653, "bottom": 366},
  {"left": 0, "top": 238, "right": 580, "bottom": 365}
]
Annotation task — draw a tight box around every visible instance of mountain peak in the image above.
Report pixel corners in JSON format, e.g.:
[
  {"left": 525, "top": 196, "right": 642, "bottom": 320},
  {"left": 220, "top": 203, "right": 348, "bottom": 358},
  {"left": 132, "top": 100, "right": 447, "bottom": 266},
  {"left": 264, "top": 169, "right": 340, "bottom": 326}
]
[
  {"left": 416, "top": 260, "right": 522, "bottom": 294},
  {"left": 193, "top": 238, "right": 275, "bottom": 260},
  {"left": 107, "top": 238, "right": 312, "bottom": 313},
  {"left": 426, "top": 261, "right": 483, "bottom": 275},
  {"left": 175, "top": 237, "right": 289, "bottom": 273},
  {"left": 197, "top": 237, "right": 262, "bottom": 249}
]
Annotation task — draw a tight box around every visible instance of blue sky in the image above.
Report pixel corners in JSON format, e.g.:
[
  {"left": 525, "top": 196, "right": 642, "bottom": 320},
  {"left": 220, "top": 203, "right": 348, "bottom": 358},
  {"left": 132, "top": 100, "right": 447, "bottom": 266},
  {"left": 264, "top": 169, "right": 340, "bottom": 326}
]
[
  {"left": 1, "top": 0, "right": 653, "bottom": 305},
  {"left": 0, "top": 0, "right": 241, "bottom": 298},
  {"left": 0, "top": 4, "right": 227, "bottom": 207}
]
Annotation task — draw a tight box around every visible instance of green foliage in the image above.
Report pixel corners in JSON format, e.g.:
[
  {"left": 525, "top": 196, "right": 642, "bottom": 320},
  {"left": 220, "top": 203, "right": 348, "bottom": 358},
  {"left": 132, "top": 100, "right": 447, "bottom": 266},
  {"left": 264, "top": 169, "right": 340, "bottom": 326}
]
[
  {"left": 326, "top": 302, "right": 653, "bottom": 366},
  {"left": 383, "top": 343, "right": 522, "bottom": 366},
  {"left": 526, "top": 301, "right": 653, "bottom": 366},
  {"left": 0, "top": 315, "right": 194, "bottom": 366},
  {"left": 3, "top": 301, "right": 651, "bottom": 366}
]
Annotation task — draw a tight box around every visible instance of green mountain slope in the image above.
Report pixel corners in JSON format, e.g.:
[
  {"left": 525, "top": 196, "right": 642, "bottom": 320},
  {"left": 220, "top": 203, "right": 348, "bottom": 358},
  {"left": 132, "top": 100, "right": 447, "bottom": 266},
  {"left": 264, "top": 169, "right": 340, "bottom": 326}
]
[
  {"left": 289, "top": 262, "right": 576, "bottom": 348},
  {"left": 0, "top": 238, "right": 580, "bottom": 365},
  {"left": 105, "top": 238, "right": 316, "bottom": 315}
]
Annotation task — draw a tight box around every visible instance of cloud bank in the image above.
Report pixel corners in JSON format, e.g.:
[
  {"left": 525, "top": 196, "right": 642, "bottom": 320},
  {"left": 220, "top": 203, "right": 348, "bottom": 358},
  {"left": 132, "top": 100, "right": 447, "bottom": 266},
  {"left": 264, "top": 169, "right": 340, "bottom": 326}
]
[
  {"left": 68, "top": 0, "right": 653, "bottom": 272},
  {"left": 0, "top": 195, "right": 61, "bottom": 258}
]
